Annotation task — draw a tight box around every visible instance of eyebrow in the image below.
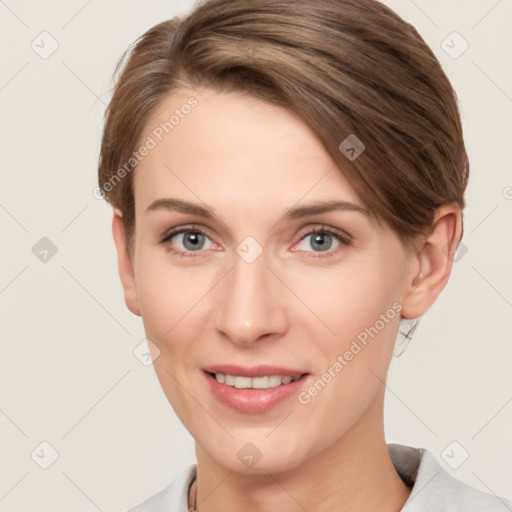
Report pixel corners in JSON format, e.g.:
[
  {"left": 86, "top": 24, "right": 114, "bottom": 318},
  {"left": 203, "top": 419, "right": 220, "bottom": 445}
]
[
  {"left": 145, "top": 197, "right": 368, "bottom": 222},
  {"left": 146, "top": 198, "right": 214, "bottom": 217}
]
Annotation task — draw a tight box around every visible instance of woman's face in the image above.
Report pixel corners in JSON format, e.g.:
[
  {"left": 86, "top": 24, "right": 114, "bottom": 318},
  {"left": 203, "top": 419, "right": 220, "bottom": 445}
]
[{"left": 125, "top": 87, "right": 417, "bottom": 473}]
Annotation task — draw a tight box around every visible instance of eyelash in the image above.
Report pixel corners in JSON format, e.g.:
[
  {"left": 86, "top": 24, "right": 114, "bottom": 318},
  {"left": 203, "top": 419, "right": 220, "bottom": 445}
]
[{"left": 159, "top": 224, "right": 352, "bottom": 259}]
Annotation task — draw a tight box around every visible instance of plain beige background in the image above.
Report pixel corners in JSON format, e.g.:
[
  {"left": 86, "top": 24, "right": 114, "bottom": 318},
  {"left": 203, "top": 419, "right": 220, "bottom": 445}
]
[{"left": 1, "top": 0, "right": 511, "bottom": 510}]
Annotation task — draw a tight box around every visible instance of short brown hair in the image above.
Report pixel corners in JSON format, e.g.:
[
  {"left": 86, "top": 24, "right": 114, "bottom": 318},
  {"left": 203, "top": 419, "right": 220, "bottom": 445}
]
[{"left": 98, "top": 0, "right": 469, "bottom": 260}]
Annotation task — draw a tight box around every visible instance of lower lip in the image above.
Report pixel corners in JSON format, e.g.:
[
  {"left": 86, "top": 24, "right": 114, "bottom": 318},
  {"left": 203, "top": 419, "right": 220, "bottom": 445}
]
[{"left": 203, "top": 370, "right": 310, "bottom": 413}]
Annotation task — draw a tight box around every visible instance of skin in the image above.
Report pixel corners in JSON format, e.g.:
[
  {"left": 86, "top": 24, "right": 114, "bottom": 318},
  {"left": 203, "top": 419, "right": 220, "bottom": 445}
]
[{"left": 112, "top": 87, "right": 462, "bottom": 512}]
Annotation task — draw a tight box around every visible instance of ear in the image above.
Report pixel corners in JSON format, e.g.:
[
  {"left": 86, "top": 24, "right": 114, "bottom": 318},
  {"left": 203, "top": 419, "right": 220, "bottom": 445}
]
[
  {"left": 111, "top": 210, "right": 141, "bottom": 317},
  {"left": 401, "top": 202, "right": 463, "bottom": 319}
]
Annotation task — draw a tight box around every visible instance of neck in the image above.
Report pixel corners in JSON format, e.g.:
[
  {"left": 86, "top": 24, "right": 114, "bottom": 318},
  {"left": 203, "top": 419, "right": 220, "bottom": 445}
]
[{"left": 190, "top": 388, "right": 411, "bottom": 512}]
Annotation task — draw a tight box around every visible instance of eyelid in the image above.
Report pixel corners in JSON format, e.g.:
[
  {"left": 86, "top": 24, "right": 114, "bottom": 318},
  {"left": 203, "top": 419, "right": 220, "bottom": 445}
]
[
  {"left": 295, "top": 224, "right": 352, "bottom": 245},
  {"left": 160, "top": 223, "right": 212, "bottom": 243},
  {"left": 290, "top": 225, "right": 352, "bottom": 258},
  {"left": 158, "top": 224, "right": 217, "bottom": 258}
]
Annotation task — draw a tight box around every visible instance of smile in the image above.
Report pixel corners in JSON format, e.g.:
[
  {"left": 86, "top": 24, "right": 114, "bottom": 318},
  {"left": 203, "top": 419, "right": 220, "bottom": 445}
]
[
  {"left": 202, "top": 369, "right": 310, "bottom": 413},
  {"left": 210, "top": 372, "right": 303, "bottom": 389}
]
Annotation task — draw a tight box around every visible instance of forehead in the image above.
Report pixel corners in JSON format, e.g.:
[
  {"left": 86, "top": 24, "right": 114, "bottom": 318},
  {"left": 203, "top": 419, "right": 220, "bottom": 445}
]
[{"left": 133, "top": 87, "right": 362, "bottom": 217}]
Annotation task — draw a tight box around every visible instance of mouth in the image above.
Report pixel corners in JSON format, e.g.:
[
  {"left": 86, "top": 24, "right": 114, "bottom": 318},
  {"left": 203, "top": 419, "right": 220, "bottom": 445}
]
[
  {"left": 205, "top": 371, "right": 305, "bottom": 389},
  {"left": 202, "top": 367, "right": 310, "bottom": 413}
]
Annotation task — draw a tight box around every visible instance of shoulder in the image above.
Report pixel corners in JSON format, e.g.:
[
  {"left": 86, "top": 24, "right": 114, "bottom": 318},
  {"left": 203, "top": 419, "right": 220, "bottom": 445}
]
[
  {"left": 388, "top": 443, "right": 512, "bottom": 511},
  {"left": 125, "top": 463, "right": 196, "bottom": 512}
]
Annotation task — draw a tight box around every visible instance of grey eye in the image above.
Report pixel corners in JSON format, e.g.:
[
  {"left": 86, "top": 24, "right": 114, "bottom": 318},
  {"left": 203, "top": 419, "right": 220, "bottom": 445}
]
[
  {"left": 297, "top": 232, "right": 339, "bottom": 252},
  {"left": 171, "top": 231, "right": 213, "bottom": 251}
]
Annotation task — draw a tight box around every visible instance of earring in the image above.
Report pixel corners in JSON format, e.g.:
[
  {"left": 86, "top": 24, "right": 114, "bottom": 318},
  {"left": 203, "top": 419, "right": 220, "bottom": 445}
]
[{"left": 393, "top": 317, "right": 420, "bottom": 357}]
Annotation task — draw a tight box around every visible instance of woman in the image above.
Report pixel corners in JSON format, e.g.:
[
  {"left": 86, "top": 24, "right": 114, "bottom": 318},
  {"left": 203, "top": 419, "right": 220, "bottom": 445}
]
[{"left": 98, "top": 0, "right": 512, "bottom": 510}]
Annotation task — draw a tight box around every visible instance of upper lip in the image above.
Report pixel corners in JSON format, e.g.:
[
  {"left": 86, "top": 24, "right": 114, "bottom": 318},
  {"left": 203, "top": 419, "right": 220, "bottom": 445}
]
[{"left": 203, "top": 364, "right": 308, "bottom": 378}]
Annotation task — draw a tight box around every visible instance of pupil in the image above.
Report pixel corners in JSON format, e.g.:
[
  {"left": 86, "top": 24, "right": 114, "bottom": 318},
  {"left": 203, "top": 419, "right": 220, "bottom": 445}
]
[
  {"left": 312, "top": 233, "right": 331, "bottom": 251},
  {"left": 184, "top": 232, "right": 204, "bottom": 250}
]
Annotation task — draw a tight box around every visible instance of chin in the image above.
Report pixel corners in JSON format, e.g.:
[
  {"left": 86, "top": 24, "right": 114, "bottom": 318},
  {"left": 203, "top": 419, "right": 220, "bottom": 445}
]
[{"left": 200, "top": 433, "right": 315, "bottom": 475}]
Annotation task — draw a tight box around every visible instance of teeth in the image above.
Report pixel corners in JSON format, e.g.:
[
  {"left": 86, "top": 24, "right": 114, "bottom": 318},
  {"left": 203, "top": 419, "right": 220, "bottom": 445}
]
[{"left": 213, "top": 373, "right": 301, "bottom": 389}]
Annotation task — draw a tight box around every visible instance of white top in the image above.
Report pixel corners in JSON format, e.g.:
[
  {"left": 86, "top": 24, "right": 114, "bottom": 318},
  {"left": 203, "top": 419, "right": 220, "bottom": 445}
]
[{"left": 127, "top": 444, "right": 512, "bottom": 511}]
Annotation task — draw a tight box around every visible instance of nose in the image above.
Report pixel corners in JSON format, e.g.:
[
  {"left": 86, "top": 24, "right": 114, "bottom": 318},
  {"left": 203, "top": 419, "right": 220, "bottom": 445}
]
[{"left": 213, "top": 250, "right": 289, "bottom": 347}]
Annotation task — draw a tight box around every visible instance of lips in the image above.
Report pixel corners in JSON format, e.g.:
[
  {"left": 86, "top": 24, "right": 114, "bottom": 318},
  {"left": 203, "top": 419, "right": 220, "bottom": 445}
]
[{"left": 201, "top": 364, "right": 311, "bottom": 413}]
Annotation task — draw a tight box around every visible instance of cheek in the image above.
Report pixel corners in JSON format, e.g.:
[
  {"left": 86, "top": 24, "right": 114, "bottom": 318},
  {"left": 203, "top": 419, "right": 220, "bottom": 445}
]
[
  {"left": 287, "top": 253, "right": 404, "bottom": 344},
  {"left": 289, "top": 255, "right": 403, "bottom": 410},
  {"left": 134, "top": 248, "right": 209, "bottom": 338},
  {"left": 133, "top": 253, "right": 208, "bottom": 424}
]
